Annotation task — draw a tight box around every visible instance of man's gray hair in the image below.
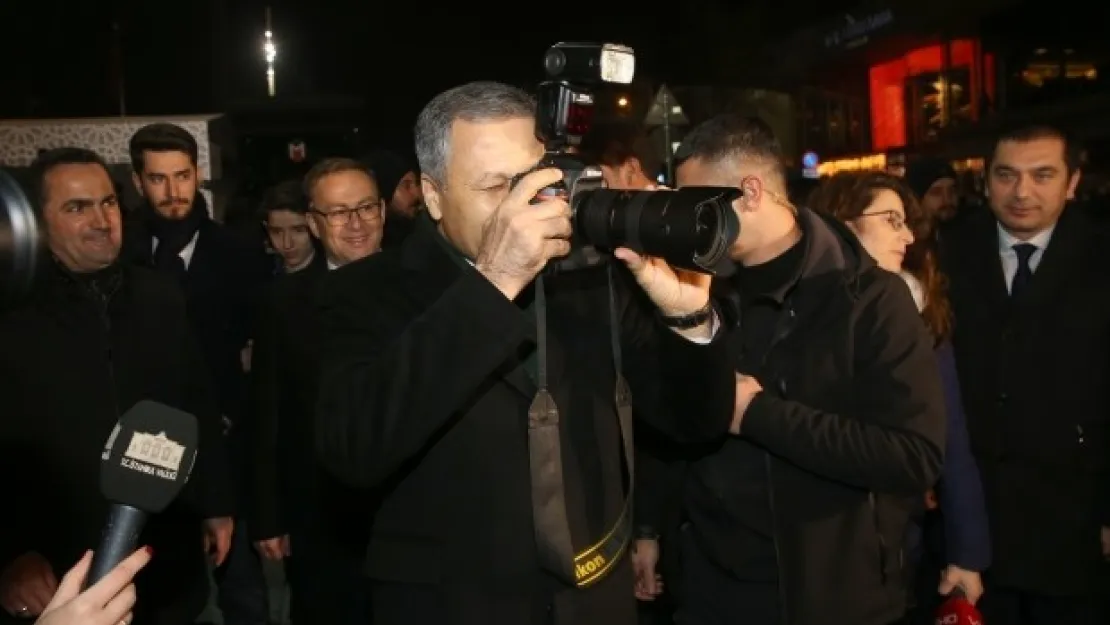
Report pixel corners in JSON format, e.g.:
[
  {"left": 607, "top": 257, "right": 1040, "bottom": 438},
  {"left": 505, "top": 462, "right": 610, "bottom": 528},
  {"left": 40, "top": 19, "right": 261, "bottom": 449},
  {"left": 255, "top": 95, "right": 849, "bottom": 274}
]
[{"left": 414, "top": 81, "right": 536, "bottom": 185}]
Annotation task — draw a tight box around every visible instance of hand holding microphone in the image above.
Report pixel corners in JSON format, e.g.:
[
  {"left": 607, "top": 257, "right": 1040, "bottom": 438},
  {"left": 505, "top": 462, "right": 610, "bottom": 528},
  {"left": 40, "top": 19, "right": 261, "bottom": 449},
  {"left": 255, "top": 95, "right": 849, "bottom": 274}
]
[{"left": 34, "top": 547, "right": 151, "bottom": 625}]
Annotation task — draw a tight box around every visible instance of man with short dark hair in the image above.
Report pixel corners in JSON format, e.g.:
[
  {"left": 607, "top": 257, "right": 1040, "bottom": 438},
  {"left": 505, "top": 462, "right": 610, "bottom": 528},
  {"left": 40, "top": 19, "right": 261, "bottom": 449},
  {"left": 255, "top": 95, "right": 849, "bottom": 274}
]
[
  {"left": 361, "top": 149, "right": 422, "bottom": 249},
  {"left": 0, "top": 148, "right": 233, "bottom": 625},
  {"left": 123, "top": 123, "right": 271, "bottom": 625},
  {"left": 582, "top": 123, "right": 663, "bottom": 190},
  {"left": 942, "top": 122, "right": 1109, "bottom": 625},
  {"left": 300, "top": 157, "right": 386, "bottom": 267},
  {"left": 259, "top": 180, "right": 317, "bottom": 275},
  {"left": 314, "top": 80, "right": 736, "bottom": 625},
  {"left": 248, "top": 157, "right": 383, "bottom": 625},
  {"left": 671, "top": 114, "right": 945, "bottom": 625},
  {"left": 906, "top": 157, "right": 960, "bottom": 225}
]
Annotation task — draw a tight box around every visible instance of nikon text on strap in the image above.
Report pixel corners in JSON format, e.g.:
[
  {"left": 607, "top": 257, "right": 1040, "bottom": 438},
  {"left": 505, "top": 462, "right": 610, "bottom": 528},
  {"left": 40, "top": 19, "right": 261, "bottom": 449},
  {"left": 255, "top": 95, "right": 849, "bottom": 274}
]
[{"left": 527, "top": 263, "right": 634, "bottom": 588}]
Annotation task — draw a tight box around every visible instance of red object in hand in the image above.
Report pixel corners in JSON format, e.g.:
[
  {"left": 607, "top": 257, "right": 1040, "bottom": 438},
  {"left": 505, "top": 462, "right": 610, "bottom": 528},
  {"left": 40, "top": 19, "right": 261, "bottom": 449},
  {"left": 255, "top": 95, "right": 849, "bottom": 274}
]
[{"left": 935, "top": 589, "right": 983, "bottom": 625}]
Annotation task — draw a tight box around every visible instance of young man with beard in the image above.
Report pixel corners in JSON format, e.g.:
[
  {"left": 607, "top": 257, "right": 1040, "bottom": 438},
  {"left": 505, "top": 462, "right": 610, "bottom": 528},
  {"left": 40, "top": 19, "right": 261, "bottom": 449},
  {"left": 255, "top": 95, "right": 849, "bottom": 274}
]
[
  {"left": 121, "top": 123, "right": 272, "bottom": 625},
  {"left": 361, "top": 149, "right": 422, "bottom": 249}
]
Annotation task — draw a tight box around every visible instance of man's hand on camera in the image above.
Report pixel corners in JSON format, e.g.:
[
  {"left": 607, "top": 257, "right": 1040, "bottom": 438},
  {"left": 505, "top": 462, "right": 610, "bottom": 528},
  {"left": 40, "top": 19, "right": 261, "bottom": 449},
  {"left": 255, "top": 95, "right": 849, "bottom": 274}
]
[
  {"left": 474, "top": 168, "right": 572, "bottom": 300},
  {"left": 613, "top": 248, "right": 714, "bottom": 339}
]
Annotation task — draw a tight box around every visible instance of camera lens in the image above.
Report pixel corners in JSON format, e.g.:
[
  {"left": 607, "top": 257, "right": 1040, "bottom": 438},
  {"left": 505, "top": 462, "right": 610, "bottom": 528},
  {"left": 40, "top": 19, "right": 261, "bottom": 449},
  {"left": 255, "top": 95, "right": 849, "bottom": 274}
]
[
  {"left": 571, "top": 185, "right": 740, "bottom": 275},
  {"left": 0, "top": 169, "right": 42, "bottom": 307},
  {"left": 694, "top": 203, "right": 720, "bottom": 257}
]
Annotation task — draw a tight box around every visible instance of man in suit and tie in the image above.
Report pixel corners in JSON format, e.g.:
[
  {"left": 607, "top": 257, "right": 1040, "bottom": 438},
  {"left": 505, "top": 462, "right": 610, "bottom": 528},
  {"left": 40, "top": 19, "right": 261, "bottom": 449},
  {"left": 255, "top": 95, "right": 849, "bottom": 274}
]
[
  {"left": 249, "top": 157, "right": 384, "bottom": 624},
  {"left": 942, "top": 122, "right": 1110, "bottom": 625}
]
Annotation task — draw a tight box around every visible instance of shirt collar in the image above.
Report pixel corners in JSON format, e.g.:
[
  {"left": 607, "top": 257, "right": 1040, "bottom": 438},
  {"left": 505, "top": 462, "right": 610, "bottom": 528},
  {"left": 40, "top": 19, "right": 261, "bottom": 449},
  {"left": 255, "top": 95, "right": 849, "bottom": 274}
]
[{"left": 997, "top": 221, "right": 1055, "bottom": 253}]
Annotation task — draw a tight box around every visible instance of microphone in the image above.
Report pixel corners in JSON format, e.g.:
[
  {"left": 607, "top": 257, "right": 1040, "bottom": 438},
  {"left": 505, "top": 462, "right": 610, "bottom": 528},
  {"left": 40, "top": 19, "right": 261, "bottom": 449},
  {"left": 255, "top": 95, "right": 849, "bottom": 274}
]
[
  {"left": 935, "top": 587, "right": 983, "bottom": 625},
  {"left": 86, "top": 400, "right": 199, "bottom": 587}
]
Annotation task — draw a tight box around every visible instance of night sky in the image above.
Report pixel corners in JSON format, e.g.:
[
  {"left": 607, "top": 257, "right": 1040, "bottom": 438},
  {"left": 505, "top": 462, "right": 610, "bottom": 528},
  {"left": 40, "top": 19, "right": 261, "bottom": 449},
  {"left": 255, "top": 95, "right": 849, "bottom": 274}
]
[{"left": 0, "top": 0, "right": 857, "bottom": 148}]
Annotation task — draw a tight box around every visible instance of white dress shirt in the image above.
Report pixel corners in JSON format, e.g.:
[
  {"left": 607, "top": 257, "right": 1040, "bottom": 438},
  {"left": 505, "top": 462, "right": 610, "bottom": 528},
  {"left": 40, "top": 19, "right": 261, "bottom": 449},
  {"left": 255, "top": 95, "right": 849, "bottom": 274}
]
[
  {"left": 152, "top": 231, "right": 200, "bottom": 269},
  {"left": 997, "top": 222, "right": 1055, "bottom": 294}
]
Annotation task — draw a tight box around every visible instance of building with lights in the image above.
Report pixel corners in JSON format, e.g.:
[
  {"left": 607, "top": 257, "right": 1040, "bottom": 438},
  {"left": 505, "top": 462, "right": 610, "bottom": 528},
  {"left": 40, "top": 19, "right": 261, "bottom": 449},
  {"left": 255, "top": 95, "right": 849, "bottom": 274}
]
[{"left": 750, "top": 0, "right": 1110, "bottom": 175}]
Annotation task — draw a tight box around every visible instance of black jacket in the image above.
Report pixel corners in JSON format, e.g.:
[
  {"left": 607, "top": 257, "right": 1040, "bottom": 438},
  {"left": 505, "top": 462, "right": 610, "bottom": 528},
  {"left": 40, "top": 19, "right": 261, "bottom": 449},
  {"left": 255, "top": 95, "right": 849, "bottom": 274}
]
[
  {"left": 313, "top": 216, "right": 735, "bottom": 625},
  {"left": 683, "top": 208, "right": 946, "bottom": 625},
  {"left": 0, "top": 262, "right": 234, "bottom": 623},
  {"left": 122, "top": 216, "right": 271, "bottom": 425},
  {"left": 942, "top": 206, "right": 1110, "bottom": 594},
  {"left": 122, "top": 215, "right": 271, "bottom": 495},
  {"left": 248, "top": 260, "right": 369, "bottom": 547}
]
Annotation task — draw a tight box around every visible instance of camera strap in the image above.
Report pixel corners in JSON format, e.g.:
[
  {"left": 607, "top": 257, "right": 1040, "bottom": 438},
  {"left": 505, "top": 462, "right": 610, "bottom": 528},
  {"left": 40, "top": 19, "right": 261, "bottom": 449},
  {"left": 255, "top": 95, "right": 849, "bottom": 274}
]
[{"left": 528, "top": 263, "right": 634, "bottom": 588}]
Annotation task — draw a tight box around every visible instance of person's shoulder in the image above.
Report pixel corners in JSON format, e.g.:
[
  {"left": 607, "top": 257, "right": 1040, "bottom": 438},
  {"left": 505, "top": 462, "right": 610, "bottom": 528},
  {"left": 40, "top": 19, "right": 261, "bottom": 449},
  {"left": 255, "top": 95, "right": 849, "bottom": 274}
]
[
  {"left": 329, "top": 248, "right": 403, "bottom": 284},
  {"left": 851, "top": 267, "right": 928, "bottom": 349},
  {"left": 318, "top": 248, "right": 406, "bottom": 306}
]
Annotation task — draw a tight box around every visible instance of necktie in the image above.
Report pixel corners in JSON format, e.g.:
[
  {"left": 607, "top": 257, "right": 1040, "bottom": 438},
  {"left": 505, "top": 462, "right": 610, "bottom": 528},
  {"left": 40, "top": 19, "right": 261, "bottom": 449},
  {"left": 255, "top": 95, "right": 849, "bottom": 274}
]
[{"left": 1010, "top": 243, "right": 1037, "bottom": 299}]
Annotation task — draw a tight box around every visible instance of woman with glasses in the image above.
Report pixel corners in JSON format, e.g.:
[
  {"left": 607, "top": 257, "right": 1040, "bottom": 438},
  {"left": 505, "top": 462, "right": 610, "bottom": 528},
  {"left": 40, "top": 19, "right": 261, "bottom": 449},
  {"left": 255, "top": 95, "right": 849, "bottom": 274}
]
[{"left": 810, "top": 172, "right": 991, "bottom": 622}]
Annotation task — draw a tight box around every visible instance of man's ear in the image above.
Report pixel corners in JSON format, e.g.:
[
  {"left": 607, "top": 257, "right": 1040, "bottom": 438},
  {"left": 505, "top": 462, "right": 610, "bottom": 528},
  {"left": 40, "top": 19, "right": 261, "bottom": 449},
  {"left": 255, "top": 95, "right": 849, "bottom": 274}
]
[
  {"left": 306, "top": 211, "right": 322, "bottom": 240},
  {"left": 1067, "top": 169, "right": 1082, "bottom": 200},
  {"left": 421, "top": 174, "right": 443, "bottom": 221},
  {"left": 131, "top": 171, "right": 144, "bottom": 197},
  {"left": 739, "top": 176, "right": 764, "bottom": 211}
]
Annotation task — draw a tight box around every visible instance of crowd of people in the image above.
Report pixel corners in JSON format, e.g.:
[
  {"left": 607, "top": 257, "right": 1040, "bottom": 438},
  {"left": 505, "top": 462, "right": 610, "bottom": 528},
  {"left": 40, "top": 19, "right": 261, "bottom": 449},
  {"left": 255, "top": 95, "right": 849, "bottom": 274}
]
[{"left": 0, "top": 79, "right": 1107, "bottom": 625}]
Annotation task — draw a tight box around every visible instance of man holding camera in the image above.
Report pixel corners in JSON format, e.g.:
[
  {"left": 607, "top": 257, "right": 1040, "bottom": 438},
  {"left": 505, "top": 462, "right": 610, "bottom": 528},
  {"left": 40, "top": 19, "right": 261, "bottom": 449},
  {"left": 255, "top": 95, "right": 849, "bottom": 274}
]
[
  {"left": 669, "top": 114, "right": 946, "bottom": 625},
  {"left": 313, "top": 81, "right": 735, "bottom": 625}
]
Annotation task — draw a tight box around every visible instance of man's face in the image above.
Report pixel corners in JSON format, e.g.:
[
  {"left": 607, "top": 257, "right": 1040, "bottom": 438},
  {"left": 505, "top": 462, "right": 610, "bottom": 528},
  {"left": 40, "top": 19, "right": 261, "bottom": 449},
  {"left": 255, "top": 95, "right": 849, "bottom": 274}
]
[
  {"left": 391, "top": 171, "right": 423, "bottom": 217},
  {"left": 987, "top": 136, "right": 1078, "bottom": 238},
  {"left": 422, "top": 117, "right": 544, "bottom": 260},
  {"left": 921, "top": 177, "right": 958, "bottom": 222},
  {"left": 133, "top": 150, "right": 198, "bottom": 219},
  {"left": 307, "top": 170, "right": 384, "bottom": 266},
  {"left": 264, "top": 209, "right": 314, "bottom": 270},
  {"left": 43, "top": 163, "right": 123, "bottom": 273}
]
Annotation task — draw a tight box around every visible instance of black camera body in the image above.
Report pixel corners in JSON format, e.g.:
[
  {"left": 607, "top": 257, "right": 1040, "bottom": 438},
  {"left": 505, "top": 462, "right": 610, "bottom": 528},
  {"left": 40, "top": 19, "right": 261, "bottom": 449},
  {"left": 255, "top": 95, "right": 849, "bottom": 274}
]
[{"left": 521, "top": 42, "right": 741, "bottom": 276}]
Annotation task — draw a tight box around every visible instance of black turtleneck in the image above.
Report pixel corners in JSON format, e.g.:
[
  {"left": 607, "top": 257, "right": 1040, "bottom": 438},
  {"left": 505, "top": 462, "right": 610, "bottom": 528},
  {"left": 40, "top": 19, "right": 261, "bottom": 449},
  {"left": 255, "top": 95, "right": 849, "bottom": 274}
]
[
  {"left": 685, "top": 234, "right": 807, "bottom": 587},
  {"left": 735, "top": 236, "right": 806, "bottom": 303}
]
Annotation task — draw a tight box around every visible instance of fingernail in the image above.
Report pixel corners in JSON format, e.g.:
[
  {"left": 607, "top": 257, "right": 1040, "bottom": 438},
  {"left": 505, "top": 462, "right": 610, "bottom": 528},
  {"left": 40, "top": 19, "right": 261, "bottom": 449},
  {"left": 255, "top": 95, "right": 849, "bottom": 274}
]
[{"left": 143, "top": 545, "right": 154, "bottom": 557}]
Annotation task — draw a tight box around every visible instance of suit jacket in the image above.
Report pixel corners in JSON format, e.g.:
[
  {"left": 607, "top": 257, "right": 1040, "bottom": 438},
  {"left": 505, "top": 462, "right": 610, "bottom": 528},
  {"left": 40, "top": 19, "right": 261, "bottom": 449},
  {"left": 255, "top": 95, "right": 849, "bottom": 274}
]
[
  {"left": 123, "top": 217, "right": 271, "bottom": 493},
  {"left": 0, "top": 262, "right": 233, "bottom": 623},
  {"left": 943, "top": 206, "right": 1110, "bottom": 594},
  {"left": 313, "top": 216, "right": 734, "bottom": 625},
  {"left": 249, "top": 260, "right": 368, "bottom": 547},
  {"left": 123, "top": 217, "right": 271, "bottom": 423}
]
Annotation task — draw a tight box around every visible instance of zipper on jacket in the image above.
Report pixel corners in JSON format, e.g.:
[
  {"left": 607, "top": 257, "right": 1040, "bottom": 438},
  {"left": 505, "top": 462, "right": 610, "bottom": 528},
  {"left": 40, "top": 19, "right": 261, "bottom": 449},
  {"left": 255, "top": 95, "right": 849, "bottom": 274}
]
[
  {"left": 94, "top": 294, "right": 122, "bottom": 419},
  {"left": 765, "top": 453, "right": 789, "bottom": 625},
  {"left": 869, "top": 491, "right": 888, "bottom": 584}
]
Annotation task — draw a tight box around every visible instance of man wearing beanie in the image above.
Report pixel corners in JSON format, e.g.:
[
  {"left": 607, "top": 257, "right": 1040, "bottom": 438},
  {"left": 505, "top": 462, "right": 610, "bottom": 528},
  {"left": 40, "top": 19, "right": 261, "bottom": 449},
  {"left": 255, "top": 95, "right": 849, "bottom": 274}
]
[
  {"left": 361, "top": 149, "right": 422, "bottom": 248},
  {"left": 905, "top": 157, "right": 960, "bottom": 225}
]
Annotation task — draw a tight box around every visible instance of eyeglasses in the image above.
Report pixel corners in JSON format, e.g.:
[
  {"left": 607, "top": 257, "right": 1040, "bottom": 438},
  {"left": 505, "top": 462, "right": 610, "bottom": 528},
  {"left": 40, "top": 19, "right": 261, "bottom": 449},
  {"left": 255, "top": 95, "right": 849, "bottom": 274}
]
[
  {"left": 312, "top": 201, "right": 382, "bottom": 226},
  {"left": 857, "top": 210, "right": 908, "bottom": 232}
]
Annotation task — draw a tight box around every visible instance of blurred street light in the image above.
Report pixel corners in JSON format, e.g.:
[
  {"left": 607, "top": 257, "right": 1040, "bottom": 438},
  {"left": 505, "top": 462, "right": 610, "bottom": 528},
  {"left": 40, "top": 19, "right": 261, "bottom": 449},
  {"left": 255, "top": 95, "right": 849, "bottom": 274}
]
[
  {"left": 617, "top": 96, "right": 630, "bottom": 108},
  {"left": 263, "top": 8, "right": 276, "bottom": 97}
]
